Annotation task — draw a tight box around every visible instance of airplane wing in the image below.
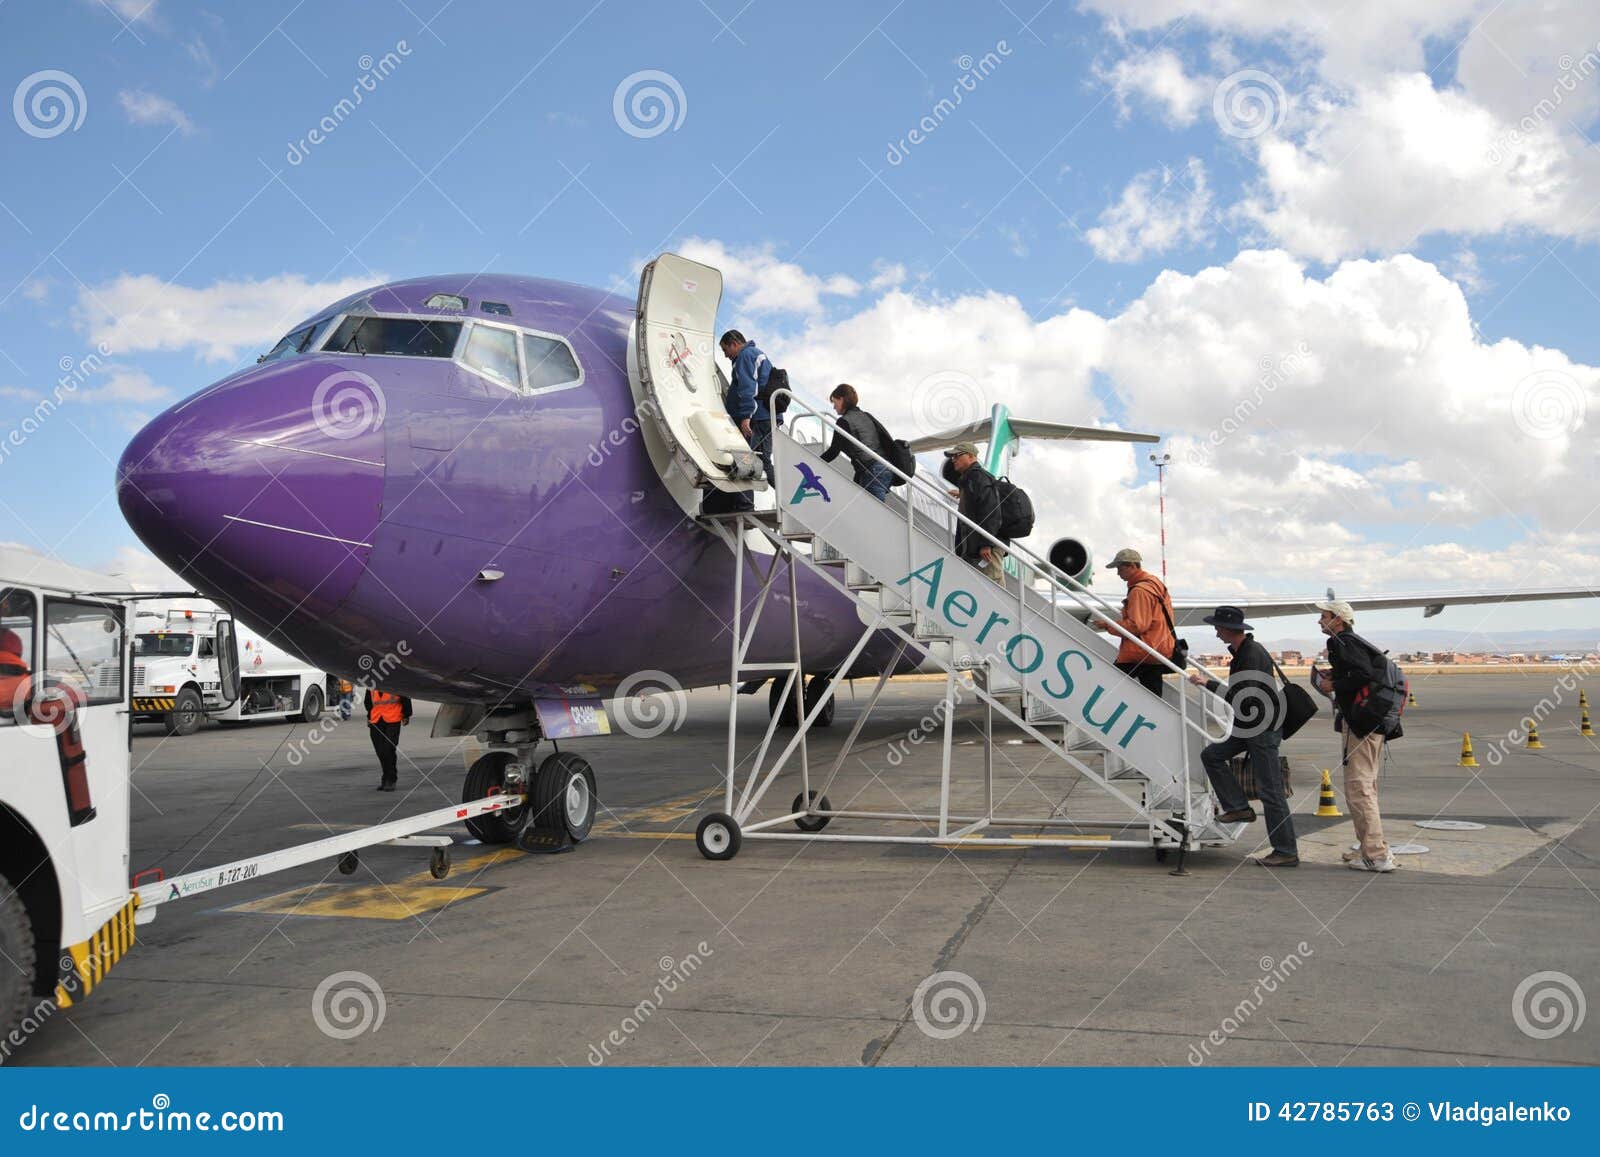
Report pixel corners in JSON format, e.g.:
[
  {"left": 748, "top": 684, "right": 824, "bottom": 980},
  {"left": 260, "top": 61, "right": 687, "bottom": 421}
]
[
  {"left": 907, "top": 418, "right": 1160, "bottom": 454},
  {"left": 1171, "top": 587, "right": 1600, "bottom": 625}
]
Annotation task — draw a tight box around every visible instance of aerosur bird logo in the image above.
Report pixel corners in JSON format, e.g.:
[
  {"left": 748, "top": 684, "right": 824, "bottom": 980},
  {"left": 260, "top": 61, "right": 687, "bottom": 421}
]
[{"left": 790, "top": 462, "right": 831, "bottom": 505}]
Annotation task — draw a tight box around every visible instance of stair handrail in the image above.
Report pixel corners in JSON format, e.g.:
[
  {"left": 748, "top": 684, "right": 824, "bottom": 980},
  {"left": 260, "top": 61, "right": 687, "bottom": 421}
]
[{"left": 768, "top": 391, "right": 1232, "bottom": 743}]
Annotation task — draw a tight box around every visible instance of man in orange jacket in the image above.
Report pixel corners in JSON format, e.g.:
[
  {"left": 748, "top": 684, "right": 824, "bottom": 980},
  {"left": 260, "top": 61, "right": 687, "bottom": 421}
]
[
  {"left": 1096, "top": 547, "right": 1176, "bottom": 697},
  {"left": 364, "top": 687, "right": 413, "bottom": 792}
]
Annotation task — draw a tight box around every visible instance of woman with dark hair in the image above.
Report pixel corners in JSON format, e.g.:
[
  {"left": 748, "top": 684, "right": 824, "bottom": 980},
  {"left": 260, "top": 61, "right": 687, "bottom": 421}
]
[{"left": 819, "top": 384, "right": 893, "bottom": 501}]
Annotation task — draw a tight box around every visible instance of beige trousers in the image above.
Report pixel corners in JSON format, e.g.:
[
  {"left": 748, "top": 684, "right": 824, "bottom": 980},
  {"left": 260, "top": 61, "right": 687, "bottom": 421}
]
[
  {"left": 1342, "top": 729, "right": 1389, "bottom": 859},
  {"left": 979, "top": 548, "right": 1006, "bottom": 584}
]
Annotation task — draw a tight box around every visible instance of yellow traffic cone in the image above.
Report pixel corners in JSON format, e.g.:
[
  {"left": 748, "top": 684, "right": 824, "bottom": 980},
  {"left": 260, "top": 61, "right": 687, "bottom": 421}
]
[
  {"left": 1580, "top": 689, "right": 1589, "bottom": 709},
  {"left": 1315, "top": 768, "right": 1342, "bottom": 817},
  {"left": 1459, "top": 732, "right": 1479, "bottom": 767},
  {"left": 1525, "top": 719, "right": 1544, "bottom": 749},
  {"left": 1582, "top": 707, "right": 1595, "bottom": 738}
]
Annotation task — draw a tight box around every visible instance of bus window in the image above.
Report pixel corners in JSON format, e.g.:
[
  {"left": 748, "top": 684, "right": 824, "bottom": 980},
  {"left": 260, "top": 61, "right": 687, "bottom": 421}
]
[
  {"left": 45, "top": 600, "right": 124, "bottom": 707},
  {"left": 0, "top": 587, "right": 37, "bottom": 727}
]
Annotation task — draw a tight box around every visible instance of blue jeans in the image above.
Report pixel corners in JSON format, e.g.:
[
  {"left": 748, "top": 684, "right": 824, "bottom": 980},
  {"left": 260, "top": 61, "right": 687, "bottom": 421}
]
[
  {"left": 856, "top": 461, "right": 892, "bottom": 501},
  {"left": 1202, "top": 730, "right": 1296, "bottom": 856},
  {"left": 749, "top": 420, "right": 774, "bottom": 485}
]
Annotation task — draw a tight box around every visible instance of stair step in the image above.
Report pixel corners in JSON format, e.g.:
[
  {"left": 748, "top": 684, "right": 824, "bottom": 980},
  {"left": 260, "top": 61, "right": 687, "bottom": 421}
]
[{"left": 815, "top": 556, "right": 850, "bottom": 567}]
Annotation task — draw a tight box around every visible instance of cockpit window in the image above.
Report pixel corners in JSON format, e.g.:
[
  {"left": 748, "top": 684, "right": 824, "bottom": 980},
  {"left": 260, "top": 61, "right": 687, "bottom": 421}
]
[
  {"left": 326, "top": 315, "right": 462, "bottom": 358},
  {"left": 260, "top": 324, "right": 316, "bottom": 364},
  {"left": 425, "top": 293, "right": 467, "bottom": 311},
  {"left": 523, "top": 334, "right": 582, "bottom": 392},
  {"left": 462, "top": 323, "right": 520, "bottom": 388}
]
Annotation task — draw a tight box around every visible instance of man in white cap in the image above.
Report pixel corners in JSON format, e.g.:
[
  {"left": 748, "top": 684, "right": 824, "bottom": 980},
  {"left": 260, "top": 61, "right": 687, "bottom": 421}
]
[
  {"left": 1312, "top": 598, "right": 1397, "bottom": 872},
  {"left": 944, "top": 442, "right": 1006, "bottom": 583},
  {"left": 1097, "top": 547, "right": 1176, "bottom": 696}
]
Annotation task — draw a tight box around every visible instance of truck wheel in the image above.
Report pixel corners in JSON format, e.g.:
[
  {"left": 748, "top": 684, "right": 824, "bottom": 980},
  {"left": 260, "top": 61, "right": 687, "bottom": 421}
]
[
  {"left": 461, "top": 752, "right": 528, "bottom": 844},
  {"left": 295, "top": 685, "right": 323, "bottom": 724},
  {"left": 165, "top": 688, "right": 204, "bottom": 736},
  {"left": 0, "top": 870, "right": 36, "bottom": 1049}
]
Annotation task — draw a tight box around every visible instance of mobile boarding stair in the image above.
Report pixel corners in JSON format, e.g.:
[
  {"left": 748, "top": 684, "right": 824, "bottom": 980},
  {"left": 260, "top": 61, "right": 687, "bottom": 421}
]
[{"left": 691, "top": 395, "right": 1245, "bottom": 871}]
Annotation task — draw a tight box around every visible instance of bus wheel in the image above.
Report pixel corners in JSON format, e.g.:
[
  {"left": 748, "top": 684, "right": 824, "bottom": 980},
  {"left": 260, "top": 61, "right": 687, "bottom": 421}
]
[
  {"left": 0, "top": 870, "right": 35, "bottom": 1044},
  {"left": 165, "top": 688, "right": 204, "bottom": 736},
  {"left": 295, "top": 685, "right": 324, "bottom": 724}
]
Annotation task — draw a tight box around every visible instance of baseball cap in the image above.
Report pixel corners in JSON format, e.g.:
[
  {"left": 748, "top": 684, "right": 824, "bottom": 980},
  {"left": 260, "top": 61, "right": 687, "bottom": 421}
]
[
  {"left": 1314, "top": 598, "right": 1356, "bottom": 625},
  {"left": 943, "top": 442, "right": 980, "bottom": 458},
  {"left": 1105, "top": 548, "right": 1142, "bottom": 569}
]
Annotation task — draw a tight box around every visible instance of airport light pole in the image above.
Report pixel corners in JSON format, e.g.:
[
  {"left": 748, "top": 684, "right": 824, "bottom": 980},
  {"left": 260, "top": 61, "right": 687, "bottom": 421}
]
[{"left": 1150, "top": 452, "right": 1172, "bottom": 579}]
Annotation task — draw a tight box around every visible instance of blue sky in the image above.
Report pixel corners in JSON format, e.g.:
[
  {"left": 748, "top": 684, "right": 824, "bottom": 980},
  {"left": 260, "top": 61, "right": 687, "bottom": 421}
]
[{"left": 1, "top": 0, "right": 1598, "bottom": 641}]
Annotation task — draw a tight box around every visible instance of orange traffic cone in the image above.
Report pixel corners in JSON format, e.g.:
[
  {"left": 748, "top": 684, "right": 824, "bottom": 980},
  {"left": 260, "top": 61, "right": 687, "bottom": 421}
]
[
  {"left": 1525, "top": 719, "right": 1545, "bottom": 749},
  {"left": 1459, "top": 732, "right": 1478, "bottom": 767}
]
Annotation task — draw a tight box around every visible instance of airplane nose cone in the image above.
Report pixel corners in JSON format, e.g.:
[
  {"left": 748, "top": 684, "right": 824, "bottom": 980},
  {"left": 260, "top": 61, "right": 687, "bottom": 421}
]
[{"left": 118, "top": 362, "right": 387, "bottom": 622}]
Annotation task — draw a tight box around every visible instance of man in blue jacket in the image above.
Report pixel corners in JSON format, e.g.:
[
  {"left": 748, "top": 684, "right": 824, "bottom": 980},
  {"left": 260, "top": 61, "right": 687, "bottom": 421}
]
[{"left": 719, "top": 329, "right": 775, "bottom": 487}]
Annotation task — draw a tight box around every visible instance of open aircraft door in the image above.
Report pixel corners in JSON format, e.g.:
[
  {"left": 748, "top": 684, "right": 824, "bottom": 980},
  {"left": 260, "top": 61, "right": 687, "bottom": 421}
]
[{"left": 630, "top": 253, "right": 766, "bottom": 517}]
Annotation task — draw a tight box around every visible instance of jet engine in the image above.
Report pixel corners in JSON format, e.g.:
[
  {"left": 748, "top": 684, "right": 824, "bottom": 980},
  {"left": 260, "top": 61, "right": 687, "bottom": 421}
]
[{"left": 1047, "top": 537, "right": 1093, "bottom": 587}]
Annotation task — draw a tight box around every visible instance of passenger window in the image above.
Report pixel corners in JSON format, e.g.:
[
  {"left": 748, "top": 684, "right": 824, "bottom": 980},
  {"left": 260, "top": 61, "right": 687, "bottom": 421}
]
[
  {"left": 327, "top": 315, "right": 462, "bottom": 358},
  {"left": 522, "top": 334, "right": 582, "bottom": 392},
  {"left": 463, "top": 324, "right": 520, "bottom": 388},
  {"left": 45, "top": 599, "right": 124, "bottom": 708},
  {"left": 0, "top": 588, "right": 37, "bottom": 728}
]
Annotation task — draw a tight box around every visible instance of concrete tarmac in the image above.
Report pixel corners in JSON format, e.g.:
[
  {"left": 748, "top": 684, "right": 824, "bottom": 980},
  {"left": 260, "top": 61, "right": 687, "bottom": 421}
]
[{"left": 15, "top": 671, "right": 1599, "bottom": 1067}]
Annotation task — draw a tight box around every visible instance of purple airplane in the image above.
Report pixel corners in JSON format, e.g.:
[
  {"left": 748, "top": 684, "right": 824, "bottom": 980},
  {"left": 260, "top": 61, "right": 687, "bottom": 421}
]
[{"left": 117, "top": 256, "right": 1599, "bottom": 845}]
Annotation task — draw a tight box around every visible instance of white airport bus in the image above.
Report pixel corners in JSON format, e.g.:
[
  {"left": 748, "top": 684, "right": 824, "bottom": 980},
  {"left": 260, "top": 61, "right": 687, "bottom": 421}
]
[
  {"left": 0, "top": 546, "right": 517, "bottom": 1056},
  {"left": 132, "top": 599, "right": 339, "bottom": 735}
]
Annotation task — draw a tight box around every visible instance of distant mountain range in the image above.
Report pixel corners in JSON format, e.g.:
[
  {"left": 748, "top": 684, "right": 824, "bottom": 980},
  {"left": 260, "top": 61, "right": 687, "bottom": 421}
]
[{"left": 1247, "top": 627, "right": 1600, "bottom": 654}]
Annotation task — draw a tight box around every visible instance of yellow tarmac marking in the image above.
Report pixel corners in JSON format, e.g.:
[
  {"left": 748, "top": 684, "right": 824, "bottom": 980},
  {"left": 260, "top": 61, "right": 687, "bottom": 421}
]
[{"left": 228, "top": 847, "right": 524, "bottom": 920}]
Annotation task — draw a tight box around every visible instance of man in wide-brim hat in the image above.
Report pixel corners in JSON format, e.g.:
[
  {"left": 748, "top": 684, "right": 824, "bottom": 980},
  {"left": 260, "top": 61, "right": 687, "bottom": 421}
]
[{"left": 1187, "top": 605, "right": 1298, "bottom": 867}]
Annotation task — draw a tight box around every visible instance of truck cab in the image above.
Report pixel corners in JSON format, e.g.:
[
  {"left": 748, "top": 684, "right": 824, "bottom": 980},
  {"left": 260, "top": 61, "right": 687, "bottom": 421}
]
[{"left": 0, "top": 547, "right": 240, "bottom": 1044}]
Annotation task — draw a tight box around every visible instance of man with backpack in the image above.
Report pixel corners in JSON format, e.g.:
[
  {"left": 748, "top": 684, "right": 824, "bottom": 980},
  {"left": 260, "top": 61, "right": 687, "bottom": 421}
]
[
  {"left": 1097, "top": 547, "right": 1176, "bottom": 696},
  {"left": 1187, "top": 606, "right": 1298, "bottom": 868},
  {"left": 945, "top": 442, "right": 1010, "bottom": 583},
  {"left": 719, "top": 329, "right": 778, "bottom": 486},
  {"left": 1311, "top": 599, "right": 1400, "bottom": 873},
  {"left": 820, "top": 384, "right": 894, "bottom": 500}
]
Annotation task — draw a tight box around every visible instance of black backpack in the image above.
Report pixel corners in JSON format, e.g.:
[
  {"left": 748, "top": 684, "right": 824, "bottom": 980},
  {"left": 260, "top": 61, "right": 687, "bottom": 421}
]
[
  {"left": 756, "top": 366, "right": 791, "bottom": 423},
  {"left": 865, "top": 411, "right": 915, "bottom": 486},
  {"left": 993, "top": 475, "right": 1034, "bottom": 538},
  {"left": 1344, "top": 632, "right": 1408, "bottom": 740}
]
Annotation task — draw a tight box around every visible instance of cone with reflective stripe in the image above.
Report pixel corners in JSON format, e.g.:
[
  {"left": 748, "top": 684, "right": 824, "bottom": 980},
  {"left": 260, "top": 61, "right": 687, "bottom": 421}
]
[
  {"left": 1582, "top": 707, "right": 1595, "bottom": 738},
  {"left": 1525, "top": 719, "right": 1544, "bottom": 749},
  {"left": 1459, "top": 732, "right": 1478, "bottom": 767},
  {"left": 1315, "top": 768, "right": 1342, "bottom": 817}
]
